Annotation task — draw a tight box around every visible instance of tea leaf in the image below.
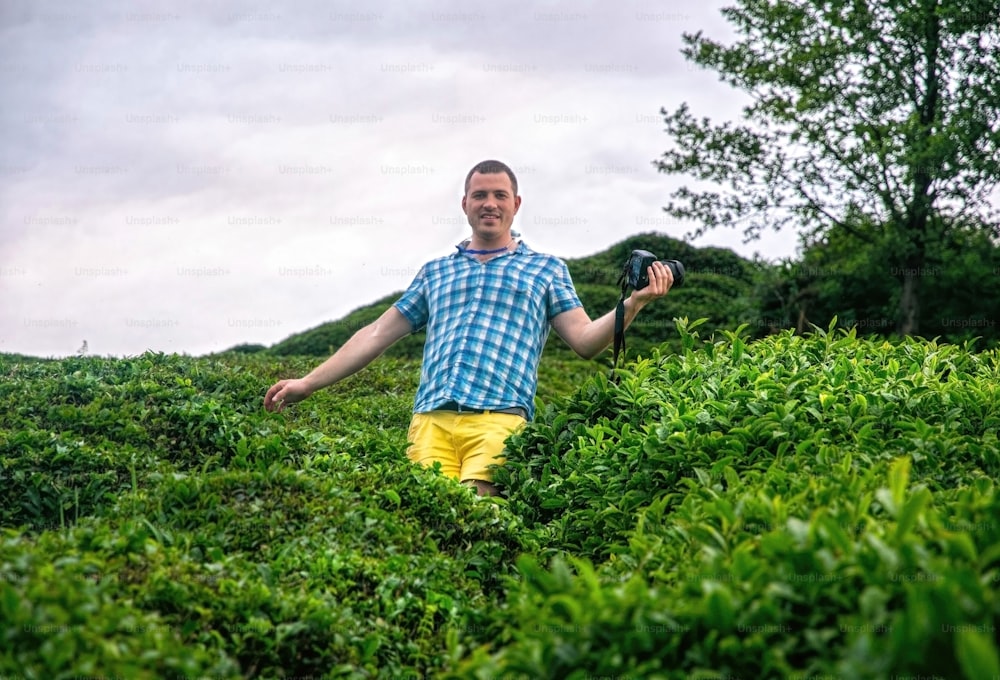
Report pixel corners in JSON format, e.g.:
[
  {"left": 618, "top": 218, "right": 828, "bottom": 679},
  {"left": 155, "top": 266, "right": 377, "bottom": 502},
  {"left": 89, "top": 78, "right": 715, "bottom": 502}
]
[{"left": 956, "top": 629, "right": 1000, "bottom": 680}]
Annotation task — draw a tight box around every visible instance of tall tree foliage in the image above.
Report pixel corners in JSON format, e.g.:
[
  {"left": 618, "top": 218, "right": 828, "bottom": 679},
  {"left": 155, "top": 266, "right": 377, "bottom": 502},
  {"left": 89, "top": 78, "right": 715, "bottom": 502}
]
[{"left": 657, "top": 0, "right": 1000, "bottom": 334}]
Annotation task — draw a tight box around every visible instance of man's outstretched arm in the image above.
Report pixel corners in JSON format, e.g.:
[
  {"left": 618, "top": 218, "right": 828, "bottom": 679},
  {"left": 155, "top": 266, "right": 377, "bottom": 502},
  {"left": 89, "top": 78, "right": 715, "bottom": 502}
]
[
  {"left": 263, "top": 306, "right": 413, "bottom": 411},
  {"left": 550, "top": 261, "right": 672, "bottom": 361}
]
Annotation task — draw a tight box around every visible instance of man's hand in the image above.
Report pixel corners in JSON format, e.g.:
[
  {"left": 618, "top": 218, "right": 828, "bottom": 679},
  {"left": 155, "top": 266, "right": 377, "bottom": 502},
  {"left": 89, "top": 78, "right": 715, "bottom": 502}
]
[
  {"left": 629, "top": 261, "right": 673, "bottom": 307},
  {"left": 264, "top": 378, "right": 314, "bottom": 412},
  {"left": 550, "top": 261, "right": 675, "bottom": 360}
]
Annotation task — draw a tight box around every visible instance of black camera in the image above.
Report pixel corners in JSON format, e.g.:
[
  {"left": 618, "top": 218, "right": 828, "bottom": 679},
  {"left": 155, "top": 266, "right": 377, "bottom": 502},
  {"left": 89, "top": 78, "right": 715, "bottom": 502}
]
[{"left": 623, "top": 249, "right": 684, "bottom": 290}]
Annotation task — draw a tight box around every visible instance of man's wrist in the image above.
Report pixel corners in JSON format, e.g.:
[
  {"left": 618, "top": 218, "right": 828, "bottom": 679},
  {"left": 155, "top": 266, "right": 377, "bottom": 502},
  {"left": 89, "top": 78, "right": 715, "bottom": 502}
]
[
  {"left": 624, "top": 294, "right": 647, "bottom": 317},
  {"left": 300, "top": 375, "right": 322, "bottom": 396}
]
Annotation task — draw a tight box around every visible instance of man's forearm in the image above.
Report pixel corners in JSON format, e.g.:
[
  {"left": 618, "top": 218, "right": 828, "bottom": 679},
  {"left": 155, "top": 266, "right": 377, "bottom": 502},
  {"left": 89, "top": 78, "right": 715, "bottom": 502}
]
[
  {"left": 300, "top": 309, "right": 412, "bottom": 394},
  {"left": 300, "top": 329, "right": 387, "bottom": 393},
  {"left": 574, "top": 296, "right": 646, "bottom": 360}
]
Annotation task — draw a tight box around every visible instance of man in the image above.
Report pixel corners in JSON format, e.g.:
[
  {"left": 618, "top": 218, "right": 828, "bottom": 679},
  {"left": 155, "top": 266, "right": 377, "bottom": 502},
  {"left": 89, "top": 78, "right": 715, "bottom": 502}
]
[{"left": 264, "top": 160, "right": 673, "bottom": 496}]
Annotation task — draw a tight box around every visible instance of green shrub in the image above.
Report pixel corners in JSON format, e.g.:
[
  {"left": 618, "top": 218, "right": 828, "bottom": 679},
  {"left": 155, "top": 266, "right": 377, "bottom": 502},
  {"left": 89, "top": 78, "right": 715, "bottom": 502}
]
[
  {"left": 461, "top": 322, "right": 1000, "bottom": 678},
  {"left": 496, "top": 320, "right": 1000, "bottom": 560},
  {"left": 3, "top": 323, "right": 998, "bottom": 678}
]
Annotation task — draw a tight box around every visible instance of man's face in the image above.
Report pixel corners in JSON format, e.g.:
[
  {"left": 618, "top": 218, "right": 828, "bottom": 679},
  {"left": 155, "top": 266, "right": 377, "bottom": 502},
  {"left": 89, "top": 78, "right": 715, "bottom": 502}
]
[{"left": 462, "top": 171, "right": 521, "bottom": 240}]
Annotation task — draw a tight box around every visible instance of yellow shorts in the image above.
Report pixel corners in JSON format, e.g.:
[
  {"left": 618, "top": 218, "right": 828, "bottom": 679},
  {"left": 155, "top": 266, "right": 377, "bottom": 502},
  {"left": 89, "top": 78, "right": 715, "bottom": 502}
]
[{"left": 405, "top": 410, "right": 527, "bottom": 482}]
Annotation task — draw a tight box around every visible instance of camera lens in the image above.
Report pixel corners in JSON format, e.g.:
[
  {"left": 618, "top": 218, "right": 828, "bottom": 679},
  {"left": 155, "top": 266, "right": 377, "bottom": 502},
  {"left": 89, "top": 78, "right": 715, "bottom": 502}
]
[{"left": 662, "top": 259, "right": 684, "bottom": 287}]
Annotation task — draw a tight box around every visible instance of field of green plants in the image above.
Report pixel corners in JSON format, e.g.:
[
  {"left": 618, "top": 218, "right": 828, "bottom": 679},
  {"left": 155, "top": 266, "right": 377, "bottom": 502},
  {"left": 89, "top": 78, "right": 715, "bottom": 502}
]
[{"left": 2, "top": 320, "right": 999, "bottom": 679}]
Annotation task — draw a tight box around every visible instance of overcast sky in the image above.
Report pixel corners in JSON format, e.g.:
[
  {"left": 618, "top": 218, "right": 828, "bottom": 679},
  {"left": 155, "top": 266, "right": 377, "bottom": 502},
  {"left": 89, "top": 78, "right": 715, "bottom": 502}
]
[{"left": 1, "top": 0, "right": 804, "bottom": 359}]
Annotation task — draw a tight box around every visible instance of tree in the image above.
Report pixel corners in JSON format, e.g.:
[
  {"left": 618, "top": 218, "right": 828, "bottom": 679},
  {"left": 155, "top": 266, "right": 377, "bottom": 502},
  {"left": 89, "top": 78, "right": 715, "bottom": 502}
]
[
  {"left": 656, "top": 0, "right": 1000, "bottom": 335},
  {"left": 753, "top": 217, "right": 901, "bottom": 336}
]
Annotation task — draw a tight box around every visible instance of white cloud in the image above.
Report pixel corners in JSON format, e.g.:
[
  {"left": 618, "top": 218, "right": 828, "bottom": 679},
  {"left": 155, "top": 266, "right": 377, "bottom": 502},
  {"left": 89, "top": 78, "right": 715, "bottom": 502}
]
[{"left": 0, "top": 0, "right": 801, "bottom": 358}]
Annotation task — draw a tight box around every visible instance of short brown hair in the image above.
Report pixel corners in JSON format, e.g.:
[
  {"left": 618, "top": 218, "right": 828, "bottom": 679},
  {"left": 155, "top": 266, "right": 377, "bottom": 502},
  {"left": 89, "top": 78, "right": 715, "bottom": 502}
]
[{"left": 464, "top": 160, "right": 518, "bottom": 196}]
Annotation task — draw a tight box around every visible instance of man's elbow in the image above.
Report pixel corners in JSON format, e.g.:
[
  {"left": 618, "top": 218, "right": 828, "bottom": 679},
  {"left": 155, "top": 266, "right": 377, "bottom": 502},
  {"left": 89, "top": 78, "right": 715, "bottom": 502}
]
[
  {"left": 556, "top": 330, "right": 600, "bottom": 361},
  {"left": 570, "top": 342, "right": 603, "bottom": 361}
]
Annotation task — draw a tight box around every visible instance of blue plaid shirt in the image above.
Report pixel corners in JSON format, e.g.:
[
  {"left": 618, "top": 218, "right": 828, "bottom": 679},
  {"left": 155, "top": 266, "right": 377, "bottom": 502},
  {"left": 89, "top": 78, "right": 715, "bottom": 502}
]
[{"left": 393, "top": 241, "right": 582, "bottom": 420}]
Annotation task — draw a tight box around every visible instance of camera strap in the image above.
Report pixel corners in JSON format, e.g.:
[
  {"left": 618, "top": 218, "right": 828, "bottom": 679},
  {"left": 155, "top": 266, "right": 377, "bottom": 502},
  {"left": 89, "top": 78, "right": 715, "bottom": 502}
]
[{"left": 610, "top": 272, "right": 630, "bottom": 383}]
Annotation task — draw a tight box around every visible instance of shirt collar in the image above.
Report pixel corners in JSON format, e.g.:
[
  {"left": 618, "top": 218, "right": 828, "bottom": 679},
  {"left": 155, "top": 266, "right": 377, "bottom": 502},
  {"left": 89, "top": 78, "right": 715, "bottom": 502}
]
[{"left": 453, "top": 239, "right": 531, "bottom": 258}]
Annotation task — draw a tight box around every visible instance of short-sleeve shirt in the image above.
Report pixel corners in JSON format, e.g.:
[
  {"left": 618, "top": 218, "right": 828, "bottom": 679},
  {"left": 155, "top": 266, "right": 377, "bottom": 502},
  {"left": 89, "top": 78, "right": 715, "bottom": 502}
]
[{"left": 393, "top": 240, "right": 582, "bottom": 420}]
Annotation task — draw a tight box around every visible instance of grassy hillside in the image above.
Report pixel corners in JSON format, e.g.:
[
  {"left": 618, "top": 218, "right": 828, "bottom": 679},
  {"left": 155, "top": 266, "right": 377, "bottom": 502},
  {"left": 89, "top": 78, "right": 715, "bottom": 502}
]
[{"left": 2, "top": 324, "right": 999, "bottom": 678}]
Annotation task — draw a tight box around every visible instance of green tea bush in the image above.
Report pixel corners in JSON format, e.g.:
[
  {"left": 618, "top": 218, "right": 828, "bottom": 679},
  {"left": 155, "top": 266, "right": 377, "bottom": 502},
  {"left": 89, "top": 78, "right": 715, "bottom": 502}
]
[
  {"left": 3, "top": 323, "right": 999, "bottom": 678},
  {"left": 456, "top": 467, "right": 999, "bottom": 679},
  {"left": 462, "top": 321, "right": 1000, "bottom": 678},
  {"left": 1, "top": 351, "right": 534, "bottom": 678},
  {"left": 0, "top": 527, "right": 241, "bottom": 678},
  {"left": 496, "top": 320, "right": 1000, "bottom": 560}
]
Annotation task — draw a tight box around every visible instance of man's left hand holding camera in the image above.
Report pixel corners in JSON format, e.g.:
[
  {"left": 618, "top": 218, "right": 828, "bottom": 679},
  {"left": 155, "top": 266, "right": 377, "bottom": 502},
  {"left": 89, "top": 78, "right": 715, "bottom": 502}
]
[{"left": 549, "top": 260, "right": 673, "bottom": 359}]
